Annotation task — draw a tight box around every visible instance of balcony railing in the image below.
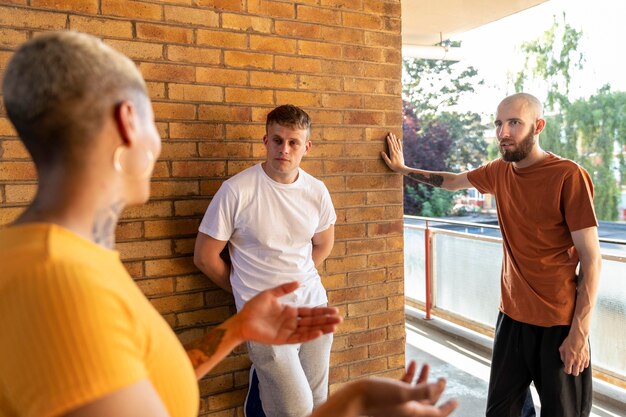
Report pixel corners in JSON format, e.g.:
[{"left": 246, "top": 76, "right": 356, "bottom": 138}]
[{"left": 404, "top": 215, "right": 626, "bottom": 387}]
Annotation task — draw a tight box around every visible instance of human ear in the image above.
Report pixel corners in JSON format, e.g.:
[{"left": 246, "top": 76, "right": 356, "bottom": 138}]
[
  {"left": 113, "top": 100, "right": 137, "bottom": 146},
  {"left": 535, "top": 118, "right": 546, "bottom": 135}
]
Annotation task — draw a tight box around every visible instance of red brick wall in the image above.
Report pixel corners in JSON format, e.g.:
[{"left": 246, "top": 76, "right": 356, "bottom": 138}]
[{"left": 0, "top": 1, "right": 404, "bottom": 415}]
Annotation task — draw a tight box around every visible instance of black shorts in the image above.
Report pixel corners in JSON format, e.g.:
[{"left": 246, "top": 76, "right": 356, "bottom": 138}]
[{"left": 486, "top": 312, "right": 592, "bottom": 417}]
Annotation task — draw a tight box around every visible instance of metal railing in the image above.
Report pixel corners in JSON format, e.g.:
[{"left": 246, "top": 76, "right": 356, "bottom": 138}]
[{"left": 403, "top": 215, "right": 626, "bottom": 386}]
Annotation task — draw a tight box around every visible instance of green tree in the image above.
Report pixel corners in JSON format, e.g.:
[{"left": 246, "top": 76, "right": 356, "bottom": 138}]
[
  {"left": 566, "top": 87, "right": 626, "bottom": 219},
  {"left": 436, "top": 111, "right": 488, "bottom": 171},
  {"left": 420, "top": 186, "right": 457, "bottom": 217},
  {"left": 404, "top": 41, "right": 483, "bottom": 118},
  {"left": 512, "top": 13, "right": 584, "bottom": 113},
  {"left": 512, "top": 15, "right": 624, "bottom": 220},
  {"left": 402, "top": 41, "right": 488, "bottom": 216}
]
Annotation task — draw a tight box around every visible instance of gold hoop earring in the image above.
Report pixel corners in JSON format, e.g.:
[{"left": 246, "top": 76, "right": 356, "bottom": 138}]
[{"left": 113, "top": 145, "right": 155, "bottom": 180}]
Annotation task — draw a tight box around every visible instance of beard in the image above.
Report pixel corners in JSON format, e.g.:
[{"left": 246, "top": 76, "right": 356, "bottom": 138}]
[{"left": 500, "top": 125, "right": 536, "bottom": 162}]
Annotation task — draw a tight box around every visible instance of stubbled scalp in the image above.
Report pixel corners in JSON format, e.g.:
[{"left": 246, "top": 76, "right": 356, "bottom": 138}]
[
  {"left": 2, "top": 31, "right": 149, "bottom": 170},
  {"left": 498, "top": 93, "right": 543, "bottom": 120}
]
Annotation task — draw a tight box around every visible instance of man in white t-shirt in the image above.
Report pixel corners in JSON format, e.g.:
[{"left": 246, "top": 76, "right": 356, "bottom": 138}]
[{"left": 194, "top": 105, "right": 336, "bottom": 417}]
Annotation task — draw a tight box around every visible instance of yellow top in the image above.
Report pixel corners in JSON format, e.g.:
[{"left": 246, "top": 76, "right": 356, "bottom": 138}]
[{"left": 0, "top": 224, "right": 198, "bottom": 417}]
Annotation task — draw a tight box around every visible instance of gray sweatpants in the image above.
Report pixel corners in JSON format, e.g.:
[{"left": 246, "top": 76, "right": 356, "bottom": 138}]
[{"left": 247, "top": 333, "right": 333, "bottom": 417}]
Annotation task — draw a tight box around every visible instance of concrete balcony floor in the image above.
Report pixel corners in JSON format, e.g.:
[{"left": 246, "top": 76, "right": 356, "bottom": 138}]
[{"left": 405, "top": 310, "right": 626, "bottom": 417}]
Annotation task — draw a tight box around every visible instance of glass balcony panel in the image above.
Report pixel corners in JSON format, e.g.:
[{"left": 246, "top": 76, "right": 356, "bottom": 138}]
[
  {"left": 404, "top": 218, "right": 626, "bottom": 383},
  {"left": 404, "top": 227, "right": 426, "bottom": 302},
  {"left": 590, "top": 257, "right": 626, "bottom": 378},
  {"left": 433, "top": 233, "right": 502, "bottom": 328}
]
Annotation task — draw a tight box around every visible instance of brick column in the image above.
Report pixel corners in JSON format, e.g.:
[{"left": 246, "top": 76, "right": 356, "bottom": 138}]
[{"left": 0, "top": 1, "right": 405, "bottom": 415}]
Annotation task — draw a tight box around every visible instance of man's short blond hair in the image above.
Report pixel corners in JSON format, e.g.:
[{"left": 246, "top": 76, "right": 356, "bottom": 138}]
[
  {"left": 3, "top": 31, "right": 148, "bottom": 169},
  {"left": 266, "top": 105, "right": 311, "bottom": 137}
]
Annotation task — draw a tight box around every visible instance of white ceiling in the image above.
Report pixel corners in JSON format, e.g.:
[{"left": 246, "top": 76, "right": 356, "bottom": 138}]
[{"left": 402, "top": 0, "right": 550, "bottom": 46}]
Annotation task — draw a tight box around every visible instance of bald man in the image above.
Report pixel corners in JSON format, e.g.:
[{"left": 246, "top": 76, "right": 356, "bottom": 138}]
[{"left": 382, "top": 93, "right": 601, "bottom": 417}]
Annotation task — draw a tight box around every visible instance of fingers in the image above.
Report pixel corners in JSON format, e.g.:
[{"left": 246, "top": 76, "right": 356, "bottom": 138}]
[
  {"left": 437, "top": 399, "right": 459, "bottom": 416},
  {"left": 430, "top": 378, "right": 447, "bottom": 404},
  {"left": 297, "top": 306, "right": 339, "bottom": 317},
  {"left": 265, "top": 281, "right": 300, "bottom": 297},
  {"left": 401, "top": 360, "right": 417, "bottom": 383},
  {"left": 386, "top": 132, "right": 402, "bottom": 152},
  {"left": 296, "top": 308, "right": 342, "bottom": 325},
  {"left": 560, "top": 347, "right": 589, "bottom": 376},
  {"left": 371, "top": 398, "right": 458, "bottom": 417},
  {"left": 412, "top": 378, "right": 447, "bottom": 405},
  {"left": 400, "top": 361, "right": 430, "bottom": 385},
  {"left": 569, "top": 359, "right": 587, "bottom": 376},
  {"left": 559, "top": 344, "right": 575, "bottom": 375},
  {"left": 297, "top": 315, "right": 342, "bottom": 328},
  {"left": 417, "top": 363, "right": 430, "bottom": 384},
  {"left": 286, "top": 329, "right": 323, "bottom": 344},
  {"left": 563, "top": 358, "right": 587, "bottom": 376},
  {"left": 559, "top": 336, "right": 590, "bottom": 376},
  {"left": 411, "top": 399, "right": 459, "bottom": 417},
  {"left": 562, "top": 355, "right": 576, "bottom": 375},
  {"left": 288, "top": 319, "right": 341, "bottom": 343},
  {"left": 297, "top": 316, "right": 343, "bottom": 333},
  {"left": 382, "top": 132, "right": 406, "bottom": 175},
  {"left": 562, "top": 357, "right": 575, "bottom": 376},
  {"left": 294, "top": 307, "right": 342, "bottom": 338},
  {"left": 559, "top": 345, "right": 566, "bottom": 364},
  {"left": 411, "top": 378, "right": 446, "bottom": 404}
]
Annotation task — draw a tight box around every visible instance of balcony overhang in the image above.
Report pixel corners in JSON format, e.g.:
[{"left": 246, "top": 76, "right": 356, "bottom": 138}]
[{"left": 402, "top": 0, "right": 549, "bottom": 58}]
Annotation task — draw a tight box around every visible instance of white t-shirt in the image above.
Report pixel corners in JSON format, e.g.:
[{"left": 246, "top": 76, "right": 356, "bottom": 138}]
[{"left": 199, "top": 163, "right": 337, "bottom": 311}]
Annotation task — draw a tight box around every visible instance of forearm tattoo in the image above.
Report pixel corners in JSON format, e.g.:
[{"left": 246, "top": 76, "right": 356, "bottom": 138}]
[
  {"left": 407, "top": 172, "right": 444, "bottom": 188},
  {"left": 185, "top": 328, "right": 226, "bottom": 368}
]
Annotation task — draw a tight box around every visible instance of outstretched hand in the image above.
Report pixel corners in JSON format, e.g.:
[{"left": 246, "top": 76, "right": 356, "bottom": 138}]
[
  {"left": 310, "top": 361, "right": 458, "bottom": 417},
  {"left": 235, "top": 281, "right": 342, "bottom": 345},
  {"left": 381, "top": 132, "right": 407, "bottom": 173},
  {"left": 185, "top": 282, "right": 341, "bottom": 380},
  {"left": 401, "top": 360, "right": 429, "bottom": 383},
  {"left": 370, "top": 361, "right": 458, "bottom": 417}
]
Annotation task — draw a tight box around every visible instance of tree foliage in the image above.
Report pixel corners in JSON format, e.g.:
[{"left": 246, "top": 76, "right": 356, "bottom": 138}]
[
  {"left": 567, "top": 87, "right": 626, "bottom": 219},
  {"left": 401, "top": 43, "right": 488, "bottom": 216},
  {"left": 436, "top": 111, "right": 488, "bottom": 171},
  {"left": 513, "top": 15, "right": 625, "bottom": 220},
  {"left": 403, "top": 41, "right": 483, "bottom": 115},
  {"left": 402, "top": 102, "right": 455, "bottom": 214},
  {"left": 513, "top": 13, "right": 584, "bottom": 112}
]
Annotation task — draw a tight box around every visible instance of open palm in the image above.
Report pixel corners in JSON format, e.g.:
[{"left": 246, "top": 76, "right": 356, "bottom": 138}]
[{"left": 237, "top": 282, "right": 342, "bottom": 345}]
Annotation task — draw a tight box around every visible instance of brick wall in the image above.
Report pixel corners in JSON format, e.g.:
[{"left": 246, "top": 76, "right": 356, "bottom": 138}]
[{"left": 0, "top": 1, "right": 405, "bottom": 415}]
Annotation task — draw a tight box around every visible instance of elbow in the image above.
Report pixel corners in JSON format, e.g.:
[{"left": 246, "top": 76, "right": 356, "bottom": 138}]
[
  {"left": 442, "top": 181, "right": 461, "bottom": 192},
  {"left": 444, "top": 178, "right": 464, "bottom": 192},
  {"left": 193, "top": 252, "right": 206, "bottom": 271},
  {"left": 580, "top": 254, "right": 602, "bottom": 282},
  {"left": 586, "top": 250, "right": 602, "bottom": 271},
  {"left": 590, "top": 255, "right": 602, "bottom": 275}
]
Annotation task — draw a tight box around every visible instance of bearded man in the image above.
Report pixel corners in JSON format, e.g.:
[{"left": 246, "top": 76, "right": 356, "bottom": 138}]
[{"left": 382, "top": 93, "right": 601, "bottom": 417}]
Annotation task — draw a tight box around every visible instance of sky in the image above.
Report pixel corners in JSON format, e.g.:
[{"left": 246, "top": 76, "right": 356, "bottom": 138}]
[{"left": 447, "top": 0, "right": 626, "bottom": 119}]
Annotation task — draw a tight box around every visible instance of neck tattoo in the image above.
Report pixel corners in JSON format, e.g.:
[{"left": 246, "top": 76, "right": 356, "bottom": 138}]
[{"left": 93, "top": 200, "right": 125, "bottom": 249}]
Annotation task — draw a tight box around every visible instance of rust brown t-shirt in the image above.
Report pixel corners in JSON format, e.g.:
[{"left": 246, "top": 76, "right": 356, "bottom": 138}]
[{"left": 467, "top": 153, "right": 597, "bottom": 327}]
